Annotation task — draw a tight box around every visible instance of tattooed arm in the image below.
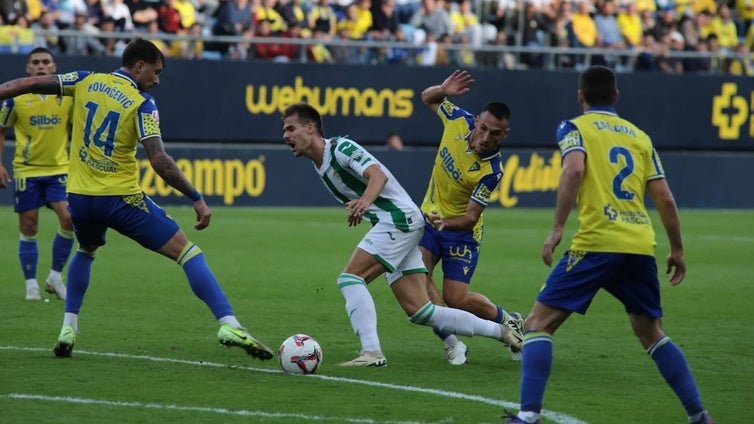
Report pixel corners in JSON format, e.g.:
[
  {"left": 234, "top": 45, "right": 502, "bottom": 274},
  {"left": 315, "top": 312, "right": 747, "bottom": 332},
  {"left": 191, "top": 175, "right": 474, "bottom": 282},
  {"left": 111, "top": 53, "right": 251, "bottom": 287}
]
[
  {"left": 142, "top": 136, "right": 211, "bottom": 230},
  {"left": 0, "top": 75, "right": 61, "bottom": 99}
]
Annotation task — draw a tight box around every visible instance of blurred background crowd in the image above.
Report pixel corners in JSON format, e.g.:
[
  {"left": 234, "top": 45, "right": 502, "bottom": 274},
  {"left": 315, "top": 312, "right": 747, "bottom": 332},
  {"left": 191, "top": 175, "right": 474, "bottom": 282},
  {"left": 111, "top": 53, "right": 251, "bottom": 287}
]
[{"left": 1, "top": 0, "right": 753, "bottom": 74}]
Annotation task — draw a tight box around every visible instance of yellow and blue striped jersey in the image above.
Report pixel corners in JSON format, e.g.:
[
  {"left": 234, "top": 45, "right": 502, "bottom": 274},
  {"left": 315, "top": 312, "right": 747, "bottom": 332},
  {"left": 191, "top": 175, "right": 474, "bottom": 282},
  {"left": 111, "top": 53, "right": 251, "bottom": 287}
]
[
  {"left": 421, "top": 100, "right": 503, "bottom": 236},
  {"left": 0, "top": 94, "right": 72, "bottom": 178},
  {"left": 59, "top": 69, "right": 161, "bottom": 196},
  {"left": 558, "top": 106, "right": 665, "bottom": 255}
]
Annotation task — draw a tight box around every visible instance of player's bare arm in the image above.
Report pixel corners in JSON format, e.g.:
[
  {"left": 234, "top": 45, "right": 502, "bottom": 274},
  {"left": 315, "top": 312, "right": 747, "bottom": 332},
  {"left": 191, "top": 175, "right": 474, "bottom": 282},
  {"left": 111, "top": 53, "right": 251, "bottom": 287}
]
[
  {"left": 543, "top": 150, "right": 584, "bottom": 266},
  {"left": 0, "top": 75, "right": 61, "bottom": 99},
  {"left": 345, "top": 164, "right": 387, "bottom": 227},
  {"left": 426, "top": 200, "right": 483, "bottom": 232},
  {"left": 421, "top": 70, "right": 474, "bottom": 112},
  {"left": 0, "top": 129, "right": 10, "bottom": 188},
  {"left": 142, "top": 136, "right": 211, "bottom": 229},
  {"left": 647, "top": 178, "right": 686, "bottom": 285}
]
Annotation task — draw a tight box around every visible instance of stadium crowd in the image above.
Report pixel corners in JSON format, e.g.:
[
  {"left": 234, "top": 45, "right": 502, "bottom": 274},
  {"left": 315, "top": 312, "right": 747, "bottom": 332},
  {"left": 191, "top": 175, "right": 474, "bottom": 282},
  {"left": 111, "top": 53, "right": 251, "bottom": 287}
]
[{"left": 1, "top": 0, "right": 753, "bottom": 74}]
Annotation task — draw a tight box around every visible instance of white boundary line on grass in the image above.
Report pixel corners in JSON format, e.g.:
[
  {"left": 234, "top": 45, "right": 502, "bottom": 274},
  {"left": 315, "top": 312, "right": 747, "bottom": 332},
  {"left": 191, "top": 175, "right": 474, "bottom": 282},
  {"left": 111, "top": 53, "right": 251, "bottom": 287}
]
[{"left": 1, "top": 346, "right": 587, "bottom": 424}]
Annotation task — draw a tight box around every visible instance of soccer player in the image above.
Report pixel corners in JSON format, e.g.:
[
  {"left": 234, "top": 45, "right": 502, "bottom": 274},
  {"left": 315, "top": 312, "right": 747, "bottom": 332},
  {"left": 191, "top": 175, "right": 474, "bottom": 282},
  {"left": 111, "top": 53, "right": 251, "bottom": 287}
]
[
  {"left": 0, "top": 39, "right": 274, "bottom": 361},
  {"left": 419, "top": 69, "right": 524, "bottom": 365},
  {"left": 0, "top": 47, "right": 74, "bottom": 301},
  {"left": 282, "top": 102, "right": 522, "bottom": 367},
  {"left": 503, "top": 66, "right": 715, "bottom": 424}
]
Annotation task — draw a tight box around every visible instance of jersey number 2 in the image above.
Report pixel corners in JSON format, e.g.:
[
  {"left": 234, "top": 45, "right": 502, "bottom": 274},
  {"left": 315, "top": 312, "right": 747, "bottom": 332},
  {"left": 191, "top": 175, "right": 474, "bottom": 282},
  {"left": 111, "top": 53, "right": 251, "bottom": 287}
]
[
  {"left": 609, "top": 146, "right": 635, "bottom": 200},
  {"left": 83, "top": 101, "right": 120, "bottom": 157}
]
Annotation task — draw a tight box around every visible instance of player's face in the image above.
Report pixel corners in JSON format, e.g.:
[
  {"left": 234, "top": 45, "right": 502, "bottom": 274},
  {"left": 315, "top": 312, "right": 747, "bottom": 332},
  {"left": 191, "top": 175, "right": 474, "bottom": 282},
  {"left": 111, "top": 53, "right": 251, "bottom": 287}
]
[
  {"left": 134, "top": 60, "right": 163, "bottom": 91},
  {"left": 469, "top": 111, "right": 509, "bottom": 153},
  {"left": 26, "top": 52, "right": 56, "bottom": 76},
  {"left": 282, "top": 114, "right": 312, "bottom": 157}
]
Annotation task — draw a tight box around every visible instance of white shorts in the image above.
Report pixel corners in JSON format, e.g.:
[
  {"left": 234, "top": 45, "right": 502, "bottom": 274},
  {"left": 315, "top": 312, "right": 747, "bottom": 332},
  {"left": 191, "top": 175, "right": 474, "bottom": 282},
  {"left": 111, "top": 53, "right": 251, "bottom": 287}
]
[{"left": 357, "top": 222, "right": 427, "bottom": 284}]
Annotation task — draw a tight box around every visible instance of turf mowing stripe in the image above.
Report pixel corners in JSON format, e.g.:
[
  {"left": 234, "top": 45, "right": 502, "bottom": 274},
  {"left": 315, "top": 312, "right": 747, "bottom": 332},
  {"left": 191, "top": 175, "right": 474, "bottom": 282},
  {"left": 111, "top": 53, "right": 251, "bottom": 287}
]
[{"left": 0, "top": 345, "right": 587, "bottom": 424}]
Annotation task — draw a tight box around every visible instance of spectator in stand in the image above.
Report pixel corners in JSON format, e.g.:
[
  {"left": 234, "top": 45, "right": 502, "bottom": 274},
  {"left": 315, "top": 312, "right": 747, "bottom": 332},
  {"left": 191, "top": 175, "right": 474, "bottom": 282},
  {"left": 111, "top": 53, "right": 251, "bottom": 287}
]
[
  {"left": 172, "top": 0, "right": 198, "bottom": 31},
  {"left": 726, "top": 42, "right": 754, "bottom": 75},
  {"left": 338, "top": 2, "right": 369, "bottom": 39},
  {"left": 633, "top": 32, "right": 660, "bottom": 71},
  {"left": 145, "top": 19, "right": 171, "bottom": 55},
  {"left": 634, "top": 0, "right": 656, "bottom": 14},
  {"left": 617, "top": 2, "right": 641, "bottom": 48},
  {"left": 308, "top": 28, "right": 335, "bottom": 62},
  {"left": 1, "top": 0, "right": 30, "bottom": 24},
  {"left": 279, "top": 0, "right": 312, "bottom": 38},
  {"left": 170, "top": 21, "right": 205, "bottom": 58},
  {"left": 594, "top": 0, "right": 625, "bottom": 49},
  {"left": 256, "top": 0, "right": 286, "bottom": 33},
  {"left": 84, "top": 0, "right": 106, "bottom": 27},
  {"left": 510, "top": 1, "right": 553, "bottom": 68},
  {"left": 309, "top": 0, "right": 337, "bottom": 36},
  {"left": 355, "top": 0, "right": 374, "bottom": 37},
  {"left": 125, "top": 0, "right": 160, "bottom": 30},
  {"left": 370, "top": 0, "right": 399, "bottom": 41},
  {"left": 57, "top": 0, "right": 89, "bottom": 29},
  {"left": 710, "top": 4, "right": 739, "bottom": 51},
  {"left": 32, "top": 10, "right": 62, "bottom": 52},
  {"left": 253, "top": 19, "right": 293, "bottom": 60},
  {"left": 384, "top": 132, "right": 404, "bottom": 150},
  {"left": 571, "top": 0, "right": 597, "bottom": 48},
  {"left": 705, "top": 33, "right": 725, "bottom": 74},
  {"left": 657, "top": 31, "right": 684, "bottom": 73},
  {"left": 653, "top": 7, "right": 678, "bottom": 42},
  {"left": 159, "top": 0, "right": 183, "bottom": 33},
  {"left": 692, "top": 0, "right": 715, "bottom": 16},
  {"left": 683, "top": 35, "right": 710, "bottom": 73},
  {"left": 97, "top": 16, "right": 124, "bottom": 55},
  {"left": 448, "top": 0, "right": 490, "bottom": 47},
  {"left": 640, "top": 9, "right": 656, "bottom": 36},
  {"left": 211, "top": 0, "right": 253, "bottom": 53},
  {"left": 386, "top": 25, "right": 413, "bottom": 64},
  {"left": 62, "top": 12, "right": 107, "bottom": 54},
  {"left": 551, "top": 0, "right": 576, "bottom": 68},
  {"left": 734, "top": 0, "right": 754, "bottom": 37},
  {"left": 409, "top": 0, "right": 452, "bottom": 45},
  {"left": 679, "top": 9, "right": 712, "bottom": 49},
  {"left": 103, "top": 0, "right": 136, "bottom": 31},
  {"left": 485, "top": 0, "right": 516, "bottom": 44}
]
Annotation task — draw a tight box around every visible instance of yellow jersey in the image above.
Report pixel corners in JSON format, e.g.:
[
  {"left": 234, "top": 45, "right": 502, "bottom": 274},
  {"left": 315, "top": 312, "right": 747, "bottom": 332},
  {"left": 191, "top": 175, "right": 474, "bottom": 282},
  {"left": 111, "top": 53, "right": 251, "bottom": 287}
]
[
  {"left": 421, "top": 100, "right": 504, "bottom": 238},
  {"left": 558, "top": 106, "right": 664, "bottom": 255},
  {"left": 0, "top": 93, "right": 72, "bottom": 178},
  {"left": 59, "top": 69, "right": 161, "bottom": 196}
]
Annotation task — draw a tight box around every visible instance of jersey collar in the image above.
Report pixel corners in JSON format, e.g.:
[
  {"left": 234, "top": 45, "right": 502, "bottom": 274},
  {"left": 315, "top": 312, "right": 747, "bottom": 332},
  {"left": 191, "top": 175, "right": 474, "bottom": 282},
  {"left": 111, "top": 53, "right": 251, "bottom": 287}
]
[
  {"left": 584, "top": 105, "right": 618, "bottom": 116},
  {"left": 112, "top": 69, "right": 138, "bottom": 88}
]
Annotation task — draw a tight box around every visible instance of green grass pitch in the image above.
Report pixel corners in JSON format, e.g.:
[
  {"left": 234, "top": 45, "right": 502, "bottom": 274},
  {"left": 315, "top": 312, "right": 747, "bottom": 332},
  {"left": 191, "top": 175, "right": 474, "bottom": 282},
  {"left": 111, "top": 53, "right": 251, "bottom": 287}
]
[{"left": 0, "top": 206, "right": 751, "bottom": 423}]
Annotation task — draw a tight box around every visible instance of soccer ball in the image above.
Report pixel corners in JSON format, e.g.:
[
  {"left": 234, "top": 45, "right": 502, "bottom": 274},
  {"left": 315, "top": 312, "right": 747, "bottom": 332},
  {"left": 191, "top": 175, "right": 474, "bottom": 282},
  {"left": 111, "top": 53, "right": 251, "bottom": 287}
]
[{"left": 278, "top": 334, "right": 323, "bottom": 374}]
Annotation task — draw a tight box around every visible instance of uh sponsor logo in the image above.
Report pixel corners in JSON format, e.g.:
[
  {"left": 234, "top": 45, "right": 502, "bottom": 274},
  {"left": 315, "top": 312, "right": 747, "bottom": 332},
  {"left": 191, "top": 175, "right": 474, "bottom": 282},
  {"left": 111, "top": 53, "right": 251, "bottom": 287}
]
[
  {"left": 29, "top": 114, "right": 62, "bottom": 129},
  {"left": 712, "top": 83, "right": 754, "bottom": 140}
]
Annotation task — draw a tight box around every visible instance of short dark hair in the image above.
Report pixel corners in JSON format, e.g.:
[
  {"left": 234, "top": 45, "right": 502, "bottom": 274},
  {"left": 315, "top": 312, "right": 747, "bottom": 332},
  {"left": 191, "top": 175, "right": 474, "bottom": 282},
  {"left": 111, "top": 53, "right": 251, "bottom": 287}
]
[
  {"left": 28, "top": 47, "right": 54, "bottom": 59},
  {"left": 579, "top": 65, "right": 617, "bottom": 106},
  {"left": 121, "top": 38, "right": 164, "bottom": 69},
  {"left": 282, "top": 103, "right": 324, "bottom": 136},
  {"left": 482, "top": 101, "right": 511, "bottom": 121}
]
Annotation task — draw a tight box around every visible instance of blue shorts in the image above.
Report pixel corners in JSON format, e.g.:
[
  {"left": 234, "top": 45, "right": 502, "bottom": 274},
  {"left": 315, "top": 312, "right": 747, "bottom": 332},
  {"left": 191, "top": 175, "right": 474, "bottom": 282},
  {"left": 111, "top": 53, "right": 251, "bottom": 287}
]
[
  {"left": 13, "top": 174, "right": 68, "bottom": 213},
  {"left": 537, "top": 251, "right": 663, "bottom": 318},
  {"left": 418, "top": 222, "right": 479, "bottom": 283},
  {"left": 67, "top": 192, "right": 180, "bottom": 251}
]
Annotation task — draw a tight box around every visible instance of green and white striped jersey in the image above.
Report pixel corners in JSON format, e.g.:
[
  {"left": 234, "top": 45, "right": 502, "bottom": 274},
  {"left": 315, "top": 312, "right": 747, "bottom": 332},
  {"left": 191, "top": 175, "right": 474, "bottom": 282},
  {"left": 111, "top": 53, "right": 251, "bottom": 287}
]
[{"left": 315, "top": 137, "right": 423, "bottom": 233}]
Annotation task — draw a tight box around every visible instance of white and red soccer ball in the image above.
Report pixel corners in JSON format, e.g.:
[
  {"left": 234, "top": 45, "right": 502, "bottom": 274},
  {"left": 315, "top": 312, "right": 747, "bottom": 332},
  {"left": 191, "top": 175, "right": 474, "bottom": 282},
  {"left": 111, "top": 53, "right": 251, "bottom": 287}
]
[{"left": 278, "top": 334, "right": 323, "bottom": 374}]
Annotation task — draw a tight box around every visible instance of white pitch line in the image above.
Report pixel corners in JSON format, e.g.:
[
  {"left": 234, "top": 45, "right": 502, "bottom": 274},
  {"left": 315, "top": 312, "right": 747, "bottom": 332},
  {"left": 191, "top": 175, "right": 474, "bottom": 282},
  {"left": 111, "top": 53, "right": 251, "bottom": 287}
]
[
  {"left": 0, "top": 345, "right": 587, "bottom": 424},
  {"left": 3, "top": 393, "right": 444, "bottom": 424}
]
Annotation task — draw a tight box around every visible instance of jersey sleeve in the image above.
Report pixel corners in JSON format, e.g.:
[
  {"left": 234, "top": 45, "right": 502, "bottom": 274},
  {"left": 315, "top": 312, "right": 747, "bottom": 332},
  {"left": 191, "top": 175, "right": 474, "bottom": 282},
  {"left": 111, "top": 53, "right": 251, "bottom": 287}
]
[
  {"left": 0, "top": 98, "right": 16, "bottom": 128},
  {"left": 647, "top": 145, "right": 666, "bottom": 181},
  {"left": 333, "top": 138, "right": 375, "bottom": 177},
  {"left": 556, "top": 120, "right": 585, "bottom": 157},
  {"left": 59, "top": 71, "right": 92, "bottom": 96},
  {"left": 470, "top": 172, "right": 502, "bottom": 207},
  {"left": 136, "top": 96, "right": 161, "bottom": 141}
]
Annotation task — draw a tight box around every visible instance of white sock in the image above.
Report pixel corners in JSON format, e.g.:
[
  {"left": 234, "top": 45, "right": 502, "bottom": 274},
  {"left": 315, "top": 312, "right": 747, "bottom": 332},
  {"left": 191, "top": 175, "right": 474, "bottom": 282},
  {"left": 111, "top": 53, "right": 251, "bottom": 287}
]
[
  {"left": 338, "top": 273, "right": 380, "bottom": 352},
  {"left": 63, "top": 312, "right": 79, "bottom": 333},
  {"left": 413, "top": 302, "right": 501, "bottom": 340},
  {"left": 443, "top": 334, "right": 460, "bottom": 349},
  {"left": 218, "top": 315, "right": 242, "bottom": 328},
  {"left": 25, "top": 279, "right": 39, "bottom": 290}
]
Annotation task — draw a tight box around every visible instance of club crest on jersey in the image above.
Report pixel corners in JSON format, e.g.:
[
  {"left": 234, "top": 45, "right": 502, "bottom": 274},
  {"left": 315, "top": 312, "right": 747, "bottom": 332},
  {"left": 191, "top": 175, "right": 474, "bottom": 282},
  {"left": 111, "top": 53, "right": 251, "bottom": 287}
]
[{"left": 468, "top": 162, "right": 480, "bottom": 172}]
